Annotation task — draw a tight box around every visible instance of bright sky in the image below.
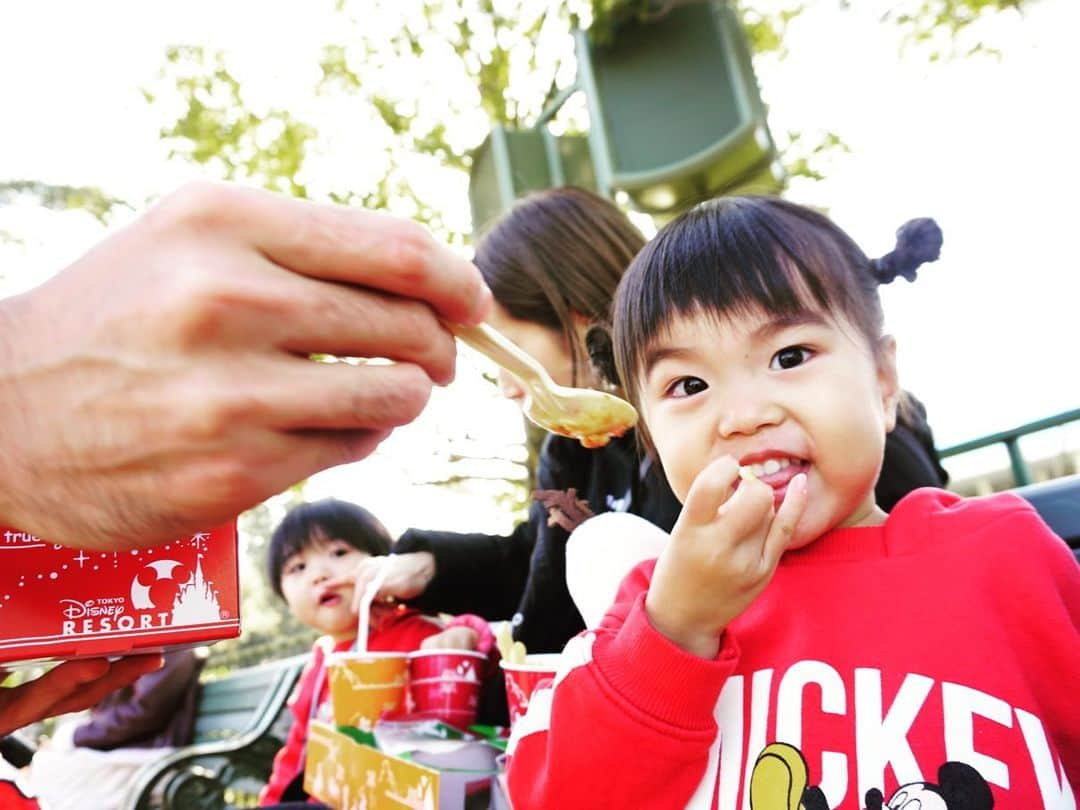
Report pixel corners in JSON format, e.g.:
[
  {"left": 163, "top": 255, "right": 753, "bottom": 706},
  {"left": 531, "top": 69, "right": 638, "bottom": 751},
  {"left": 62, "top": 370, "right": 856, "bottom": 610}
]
[{"left": 1, "top": 0, "right": 1078, "bottom": 535}]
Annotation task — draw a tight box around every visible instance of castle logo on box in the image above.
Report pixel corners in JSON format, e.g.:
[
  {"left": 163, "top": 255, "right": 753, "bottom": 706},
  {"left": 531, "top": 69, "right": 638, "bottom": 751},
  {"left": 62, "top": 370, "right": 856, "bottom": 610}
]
[
  {"left": 57, "top": 554, "right": 224, "bottom": 635},
  {"left": 0, "top": 526, "right": 240, "bottom": 665}
]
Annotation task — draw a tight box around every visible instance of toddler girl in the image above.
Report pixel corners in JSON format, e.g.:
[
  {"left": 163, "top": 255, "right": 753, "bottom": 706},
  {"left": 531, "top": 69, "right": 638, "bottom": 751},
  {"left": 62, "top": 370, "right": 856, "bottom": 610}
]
[{"left": 506, "top": 197, "right": 1079, "bottom": 808}]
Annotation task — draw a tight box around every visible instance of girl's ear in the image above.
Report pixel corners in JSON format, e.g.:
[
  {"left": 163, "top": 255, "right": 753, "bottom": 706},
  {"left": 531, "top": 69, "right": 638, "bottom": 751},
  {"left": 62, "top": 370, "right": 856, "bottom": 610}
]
[{"left": 876, "top": 335, "right": 900, "bottom": 432}]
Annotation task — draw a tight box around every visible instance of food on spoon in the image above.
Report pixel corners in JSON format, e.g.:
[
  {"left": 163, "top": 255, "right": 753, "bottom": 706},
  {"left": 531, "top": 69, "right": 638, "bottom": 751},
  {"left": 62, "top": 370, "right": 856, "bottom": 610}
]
[{"left": 542, "top": 393, "right": 638, "bottom": 448}]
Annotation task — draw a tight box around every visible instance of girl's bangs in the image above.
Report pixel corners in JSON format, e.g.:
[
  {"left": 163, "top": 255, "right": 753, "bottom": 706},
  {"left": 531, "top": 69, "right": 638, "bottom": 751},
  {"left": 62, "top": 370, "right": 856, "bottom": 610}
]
[{"left": 617, "top": 200, "right": 846, "bottom": 387}]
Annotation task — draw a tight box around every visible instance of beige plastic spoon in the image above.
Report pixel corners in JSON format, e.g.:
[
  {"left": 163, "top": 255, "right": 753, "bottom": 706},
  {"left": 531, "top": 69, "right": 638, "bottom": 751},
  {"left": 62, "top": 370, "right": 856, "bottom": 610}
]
[{"left": 447, "top": 322, "right": 638, "bottom": 448}]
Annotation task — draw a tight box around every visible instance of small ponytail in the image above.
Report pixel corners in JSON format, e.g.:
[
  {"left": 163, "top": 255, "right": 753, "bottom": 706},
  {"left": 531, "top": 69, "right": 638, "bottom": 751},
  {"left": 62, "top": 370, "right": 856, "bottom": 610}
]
[
  {"left": 585, "top": 324, "right": 620, "bottom": 389},
  {"left": 870, "top": 218, "right": 943, "bottom": 284}
]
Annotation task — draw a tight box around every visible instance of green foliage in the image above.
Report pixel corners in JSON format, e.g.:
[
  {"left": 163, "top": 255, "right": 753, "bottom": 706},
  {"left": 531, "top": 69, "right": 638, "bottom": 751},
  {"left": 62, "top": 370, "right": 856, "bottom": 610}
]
[
  {"left": 147, "top": 46, "right": 317, "bottom": 198},
  {"left": 782, "top": 130, "right": 851, "bottom": 182},
  {"left": 880, "top": 0, "right": 1029, "bottom": 58},
  {"left": 0, "top": 180, "right": 130, "bottom": 224}
]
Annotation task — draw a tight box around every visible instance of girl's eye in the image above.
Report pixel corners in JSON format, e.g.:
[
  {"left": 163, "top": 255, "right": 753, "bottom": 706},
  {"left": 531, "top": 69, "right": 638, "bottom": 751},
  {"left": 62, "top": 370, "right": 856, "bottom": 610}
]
[
  {"left": 666, "top": 376, "right": 708, "bottom": 398},
  {"left": 283, "top": 559, "right": 304, "bottom": 576},
  {"left": 332, "top": 546, "right": 351, "bottom": 558},
  {"left": 770, "top": 346, "right": 812, "bottom": 370}
]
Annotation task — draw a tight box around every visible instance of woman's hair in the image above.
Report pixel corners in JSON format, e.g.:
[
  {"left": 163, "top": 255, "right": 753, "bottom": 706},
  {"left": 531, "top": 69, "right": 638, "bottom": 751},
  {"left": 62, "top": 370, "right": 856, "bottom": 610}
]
[
  {"left": 266, "top": 498, "right": 392, "bottom": 599},
  {"left": 612, "top": 195, "right": 942, "bottom": 451},
  {"left": 474, "top": 186, "right": 645, "bottom": 387}
]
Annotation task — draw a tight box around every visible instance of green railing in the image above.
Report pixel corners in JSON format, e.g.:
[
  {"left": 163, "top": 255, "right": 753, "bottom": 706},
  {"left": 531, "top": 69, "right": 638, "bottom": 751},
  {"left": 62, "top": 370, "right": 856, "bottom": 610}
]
[{"left": 939, "top": 407, "right": 1080, "bottom": 487}]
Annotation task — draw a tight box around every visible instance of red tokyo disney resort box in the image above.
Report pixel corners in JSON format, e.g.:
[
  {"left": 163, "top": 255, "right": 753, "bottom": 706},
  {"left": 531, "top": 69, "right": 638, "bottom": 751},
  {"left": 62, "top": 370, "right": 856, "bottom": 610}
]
[{"left": 0, "top": 524, "right": 240, "bottom": 667}]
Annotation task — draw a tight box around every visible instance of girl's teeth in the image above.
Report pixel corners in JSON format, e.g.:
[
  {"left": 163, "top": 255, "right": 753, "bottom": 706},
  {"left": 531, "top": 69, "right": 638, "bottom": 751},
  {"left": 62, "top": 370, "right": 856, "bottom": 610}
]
[{"left": 748, "top": 458, "right": 792, "bottom": 478}]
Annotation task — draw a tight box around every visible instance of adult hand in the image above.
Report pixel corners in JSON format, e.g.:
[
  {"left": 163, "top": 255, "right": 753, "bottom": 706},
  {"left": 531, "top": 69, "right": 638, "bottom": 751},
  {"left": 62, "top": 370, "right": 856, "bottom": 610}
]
[
  {"left": 0, "top": 183, "right": 491, "bottom": 550},
  {"left": 348, "top": 551, "right": 436, "bottom": 611},
  {"left": 645, "top": 457, "right": 807, "bottom": 659},
  {"left": 0, "top": 655, "right": 162, "bottom": 738}
]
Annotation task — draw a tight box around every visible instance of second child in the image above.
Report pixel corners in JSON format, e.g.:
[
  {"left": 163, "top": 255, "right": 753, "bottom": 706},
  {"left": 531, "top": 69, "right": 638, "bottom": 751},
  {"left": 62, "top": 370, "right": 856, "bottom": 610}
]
[{"left": 259, "top": 498, "right": 493, "bottom": 806}]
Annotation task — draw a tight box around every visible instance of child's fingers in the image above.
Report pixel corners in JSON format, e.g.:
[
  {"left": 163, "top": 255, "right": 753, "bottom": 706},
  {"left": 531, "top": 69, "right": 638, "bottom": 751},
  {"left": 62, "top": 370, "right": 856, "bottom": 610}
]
[
  {"left": 349, "top": 559, "right": 382, "bottom": 611},
  {"left": 678, "top": 456, "right": 740, "bottom": 527},
  {"left": 762, "top": 473, "right": 808, "bottom": 566},
  {"left": 716, "top": 476, "right": 776, "bottom": 541}
]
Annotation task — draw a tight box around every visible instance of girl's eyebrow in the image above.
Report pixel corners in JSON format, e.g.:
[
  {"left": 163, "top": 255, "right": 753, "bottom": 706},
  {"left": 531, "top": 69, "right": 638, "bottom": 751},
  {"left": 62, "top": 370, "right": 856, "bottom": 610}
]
[
  {"left": 642, "top": 312, "right": 828, "bottom": 377},
  {"left": 751, "top": 311, "right": 828, "bottom": 340},
  {"left": 642, "top": 345, "right": 698, "bottom": 378}
]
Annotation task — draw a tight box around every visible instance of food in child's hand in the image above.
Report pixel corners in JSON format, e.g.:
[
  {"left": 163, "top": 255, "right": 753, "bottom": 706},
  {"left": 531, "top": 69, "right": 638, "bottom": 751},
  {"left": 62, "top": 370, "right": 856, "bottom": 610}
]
[
  {"left": 738, "top": 466, "right": 758, "bottom": 482},
  {"left": 510, "top": 641, "right": 527, "bottom": 665},
  {"left": 496, "top": 622, "right": 515, "bottom": 660}
]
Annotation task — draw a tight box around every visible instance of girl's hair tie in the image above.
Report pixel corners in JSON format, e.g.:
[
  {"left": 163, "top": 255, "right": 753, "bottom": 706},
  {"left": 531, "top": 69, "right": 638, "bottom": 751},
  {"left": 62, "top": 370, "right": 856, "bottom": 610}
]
[{"left": 870, "top": 217, "right": 943, "bottom": 284}]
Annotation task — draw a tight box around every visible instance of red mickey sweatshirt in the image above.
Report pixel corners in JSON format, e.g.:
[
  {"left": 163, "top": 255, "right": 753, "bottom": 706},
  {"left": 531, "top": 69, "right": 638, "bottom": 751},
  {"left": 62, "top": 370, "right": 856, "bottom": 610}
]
[{"left": 507, "top": 489, "right": 1080, "bottom": 809}]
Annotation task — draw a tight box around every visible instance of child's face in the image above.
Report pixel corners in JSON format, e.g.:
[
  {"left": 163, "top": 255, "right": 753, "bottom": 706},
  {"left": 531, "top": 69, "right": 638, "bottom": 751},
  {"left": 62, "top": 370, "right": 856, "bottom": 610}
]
[
  {"left": 279, "top": 535, "right": 370, "bottom": 641},
  {"left": 637, "top": 306, "right": 899, "bottom": 549}
]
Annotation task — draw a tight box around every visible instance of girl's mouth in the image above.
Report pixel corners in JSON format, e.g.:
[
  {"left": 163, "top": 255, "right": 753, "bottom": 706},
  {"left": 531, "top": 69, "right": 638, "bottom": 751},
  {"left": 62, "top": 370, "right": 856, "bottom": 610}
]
[
  {"left": 318, "top": 592, "right": 342, "bottom": 607},
  {"left": 737, "top": 457, "right": 810, "bottom": 507}
]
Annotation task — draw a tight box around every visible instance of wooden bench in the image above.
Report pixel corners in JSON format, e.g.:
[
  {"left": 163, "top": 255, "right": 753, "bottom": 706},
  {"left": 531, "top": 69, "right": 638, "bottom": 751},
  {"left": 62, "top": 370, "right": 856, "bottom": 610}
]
[{"left": 121, "top": 653, "right": 306, "bottom": 810}]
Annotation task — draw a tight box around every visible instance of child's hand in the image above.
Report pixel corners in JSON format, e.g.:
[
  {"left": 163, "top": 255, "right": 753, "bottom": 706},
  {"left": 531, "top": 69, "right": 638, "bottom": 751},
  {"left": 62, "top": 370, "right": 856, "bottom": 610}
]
[
  {"left": 645, "top": 456, "right": 807, "bottom": 659},
  {"left": 420, "top": 626, "right": 480, "bottom": 651}
]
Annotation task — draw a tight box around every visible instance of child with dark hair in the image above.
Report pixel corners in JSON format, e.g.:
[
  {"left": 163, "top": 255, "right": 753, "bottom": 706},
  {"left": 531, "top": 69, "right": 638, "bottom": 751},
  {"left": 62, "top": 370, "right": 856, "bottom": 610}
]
[
  {"left": 506, "top": 197, "right": 1079, "bottom": 807},
  {"left": 258, "top": 499, "right": 493, "bottom": 807}
]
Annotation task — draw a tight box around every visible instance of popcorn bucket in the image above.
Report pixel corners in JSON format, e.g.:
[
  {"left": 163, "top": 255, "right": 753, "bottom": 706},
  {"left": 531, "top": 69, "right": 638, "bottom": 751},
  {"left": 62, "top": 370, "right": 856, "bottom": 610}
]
[
  {"left": 407, "top": 649, "right": 486, "bottom": 728},
  {"left": 499, "top": 653, "right": 561, "bottom": 728},
  {"left": 327, "top": 651, "right": 408, "bottom": 731}
]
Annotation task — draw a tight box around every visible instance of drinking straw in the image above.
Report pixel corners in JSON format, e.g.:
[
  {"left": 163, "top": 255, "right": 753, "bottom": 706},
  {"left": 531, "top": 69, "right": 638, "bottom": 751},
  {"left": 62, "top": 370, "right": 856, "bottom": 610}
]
[{"left": 357, "top": 558, "right": 391, "bottom": 653}]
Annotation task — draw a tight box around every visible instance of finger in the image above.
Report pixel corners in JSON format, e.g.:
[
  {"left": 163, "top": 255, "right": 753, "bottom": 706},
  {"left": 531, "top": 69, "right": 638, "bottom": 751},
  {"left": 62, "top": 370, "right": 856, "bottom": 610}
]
[
  {"left": 762, "top": 472, "right": 808, "bottom": 566},
  {"left": 164, "top": 184, "right": 493, "bottom": 325},
  {"left": 46, "top": 656, "right": 164, "bottom": 718},
  {"left": 163, "top": 427, "right": 393, "bottom": 529},
  {"left": 0, "top": 656, "right": 159, "bottom": 735},
  {"left": 276, "top": 286, "right": 461, "bottom": 387},
  {"left": 678, "top": 456, "right": 740, "bottom": 527},
  {"left": 233, "top": 266, "right": 461, "bottom": 386},
  {"left": 716, "top": 476, "right": 776, "bottom": 541},
  {"left": 228, "top": 359, "right": 438, "bottom": 433},
  {"left": 350, "top": 568, "right": 376, "bottom": 612}
]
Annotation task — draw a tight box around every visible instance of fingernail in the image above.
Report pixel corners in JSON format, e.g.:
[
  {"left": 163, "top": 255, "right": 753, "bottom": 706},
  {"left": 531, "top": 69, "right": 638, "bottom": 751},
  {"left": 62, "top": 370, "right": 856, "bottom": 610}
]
[{"left": 471, "top": 284, "right": 494, "bottom": 323}]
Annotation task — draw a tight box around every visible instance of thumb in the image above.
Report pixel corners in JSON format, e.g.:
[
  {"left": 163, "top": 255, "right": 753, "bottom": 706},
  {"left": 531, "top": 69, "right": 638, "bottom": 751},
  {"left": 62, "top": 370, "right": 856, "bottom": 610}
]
[{"left": 677, "top": 456, "right": 740, "bottom": 528}]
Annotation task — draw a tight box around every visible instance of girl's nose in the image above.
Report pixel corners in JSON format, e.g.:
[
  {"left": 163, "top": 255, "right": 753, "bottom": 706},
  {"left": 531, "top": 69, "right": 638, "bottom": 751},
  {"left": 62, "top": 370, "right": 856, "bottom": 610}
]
[
  {"left": 717, "top": 390, "right": 783, "bottom": 438},
  {"left": 497, "top": 368, "right": 526, "bottom": 404},
  {"left": 307, "top": 558, "right": 331, "bottom": 584}
]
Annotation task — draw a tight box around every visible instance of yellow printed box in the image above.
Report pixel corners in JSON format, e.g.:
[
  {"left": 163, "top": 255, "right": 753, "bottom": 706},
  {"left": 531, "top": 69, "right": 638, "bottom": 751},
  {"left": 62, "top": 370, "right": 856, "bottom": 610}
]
[{"left": 304, "top": 721, "right": 508, "bottom": 810}]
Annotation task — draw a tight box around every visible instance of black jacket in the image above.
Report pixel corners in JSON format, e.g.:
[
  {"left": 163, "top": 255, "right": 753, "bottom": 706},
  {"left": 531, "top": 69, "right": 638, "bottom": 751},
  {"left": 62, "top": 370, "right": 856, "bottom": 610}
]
[{"left": 395, "top": 430, "right": 681, "bottom": 654}]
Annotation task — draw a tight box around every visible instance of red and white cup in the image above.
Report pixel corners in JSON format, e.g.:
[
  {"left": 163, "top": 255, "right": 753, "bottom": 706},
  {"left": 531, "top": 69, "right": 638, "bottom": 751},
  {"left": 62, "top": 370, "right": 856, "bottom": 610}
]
[
  {"left": 407, "top": 649, "right": 487, "bottom": 729},
  {"left": 499, "top": 653, "right": 561, "bottom": 728},
  {"left": 407, "top": 648, "right": 487, "bottom": 683}
]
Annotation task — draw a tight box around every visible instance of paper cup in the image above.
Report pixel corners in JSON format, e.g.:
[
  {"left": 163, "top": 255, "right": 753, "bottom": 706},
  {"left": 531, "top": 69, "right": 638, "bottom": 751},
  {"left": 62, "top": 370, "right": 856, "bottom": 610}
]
[
  {"left": 407, "top": 648, "right": 487, "bottom": 683},
  {"left": 408, "top": 673, "right": 482, "bottom": 729},
  {"left": 327, "top": 651, "right": 408, "bottom": 731},
  {"left": 499, "top": 653, "right": 561, "bottom": 727}
]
